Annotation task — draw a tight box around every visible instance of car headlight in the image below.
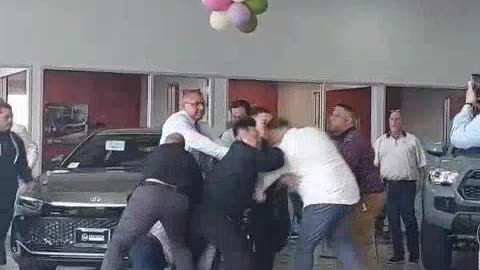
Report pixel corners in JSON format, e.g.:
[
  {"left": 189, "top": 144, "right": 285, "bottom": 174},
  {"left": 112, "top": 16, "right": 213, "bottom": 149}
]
[
  {"left": 429, "top": 168, "right": 460, "bottom": 185},
  {"left": 18, "top": 196, "right": 43, "bottom": 211}
]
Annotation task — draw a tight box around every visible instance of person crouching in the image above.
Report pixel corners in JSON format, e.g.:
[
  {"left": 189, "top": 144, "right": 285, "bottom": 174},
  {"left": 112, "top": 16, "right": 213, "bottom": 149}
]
[{"left": 101, "top": 133, "right": 203, "bottom": 270}]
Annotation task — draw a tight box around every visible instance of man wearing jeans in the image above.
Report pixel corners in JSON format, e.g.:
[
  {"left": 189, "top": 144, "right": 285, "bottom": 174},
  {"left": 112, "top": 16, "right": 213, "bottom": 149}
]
[
  {"left": 255, "top": 119, "right": 361, "bottom": 270},
  {"left": 374, "top": 110, "right": 427, "bottom": 265}
]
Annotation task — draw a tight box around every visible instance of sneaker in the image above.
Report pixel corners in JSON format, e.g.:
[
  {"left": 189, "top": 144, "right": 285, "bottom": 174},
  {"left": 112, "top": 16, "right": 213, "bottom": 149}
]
[{"left": 386, "top": 256, "right": 405, "bottom": 265}]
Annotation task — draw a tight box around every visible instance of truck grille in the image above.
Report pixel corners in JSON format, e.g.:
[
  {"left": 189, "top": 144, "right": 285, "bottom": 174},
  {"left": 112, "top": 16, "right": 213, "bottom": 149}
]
[
  {"left": 459, "top": 170, "right": 480, "bottom": 201},
  {"left": 13, "top": 216, "right": 119, "bottom": 252}
]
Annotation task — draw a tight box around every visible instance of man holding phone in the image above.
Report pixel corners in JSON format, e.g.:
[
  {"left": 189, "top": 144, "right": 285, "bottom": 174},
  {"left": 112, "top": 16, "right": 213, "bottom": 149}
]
[{"left": 450, "top": 75, "right": 480, "bottom": 149}]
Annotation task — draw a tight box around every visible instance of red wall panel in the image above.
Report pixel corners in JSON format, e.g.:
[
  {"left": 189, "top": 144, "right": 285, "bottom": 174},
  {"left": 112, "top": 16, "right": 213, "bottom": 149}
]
[
  {"left": 228, "top": 80, "right": 278, "bottom": 116},
  {"left": 326, "top": 87, "right": 372, "bottom": 141},
  {"left": 42, "top": 70, "right": 143, "bottom": 170}
]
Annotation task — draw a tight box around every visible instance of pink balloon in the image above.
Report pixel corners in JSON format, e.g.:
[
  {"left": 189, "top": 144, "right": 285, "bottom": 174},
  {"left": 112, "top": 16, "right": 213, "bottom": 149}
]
[
  {"left": 227, "top": 3, "right": 251, "bottom": 27},
  {"left": 202, "top": 0, "right": 232, "bottom": 11}
]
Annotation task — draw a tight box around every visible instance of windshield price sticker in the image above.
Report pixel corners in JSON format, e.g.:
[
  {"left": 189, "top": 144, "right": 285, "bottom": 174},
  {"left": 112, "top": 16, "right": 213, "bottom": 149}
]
[
  {"left": 105, "top": 140, "right": 126, "bottom": 152},
  {"left": 67, "top": 162, "right": 80, "bottom": 169}
]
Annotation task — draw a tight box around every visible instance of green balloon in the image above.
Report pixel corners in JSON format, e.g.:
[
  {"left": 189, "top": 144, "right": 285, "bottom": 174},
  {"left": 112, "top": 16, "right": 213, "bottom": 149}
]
[
  {"left": 238, "top": 15, "right": 258, "bottom": 33},
  {"left": 245, "top": 0, "right": 268, "bottom": 15}
]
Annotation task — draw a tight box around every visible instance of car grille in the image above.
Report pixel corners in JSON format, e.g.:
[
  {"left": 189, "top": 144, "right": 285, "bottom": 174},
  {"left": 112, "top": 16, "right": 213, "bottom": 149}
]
[
  {"left": 459, "top": 170, "right": 480, "bottom": 201},
  {"left": 14, "top": 216, "right": 119, "bottom": 252}
]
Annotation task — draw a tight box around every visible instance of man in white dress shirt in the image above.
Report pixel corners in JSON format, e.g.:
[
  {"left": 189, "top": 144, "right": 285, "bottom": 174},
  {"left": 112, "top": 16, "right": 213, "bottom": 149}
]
[
  {"left": 160, "top": 90, "right": 228, "bottom": 160},
  {"left": 255, "top": 119, "right": 361, "bottom": 270}
]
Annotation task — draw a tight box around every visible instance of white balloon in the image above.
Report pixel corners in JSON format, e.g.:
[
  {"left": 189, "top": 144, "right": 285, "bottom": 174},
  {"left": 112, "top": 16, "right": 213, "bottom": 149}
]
[
  {"left": 232, "top": 0, "right": 246, "bottom": 2},
  {"left": 210, "top": 11, "right": 230, "bottom": 31}
]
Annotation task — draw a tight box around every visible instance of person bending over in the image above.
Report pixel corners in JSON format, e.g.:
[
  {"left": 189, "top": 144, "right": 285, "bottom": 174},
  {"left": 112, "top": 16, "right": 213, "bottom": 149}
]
[{"left": 101, "top": 133, "right": 203, "bottom": 270}]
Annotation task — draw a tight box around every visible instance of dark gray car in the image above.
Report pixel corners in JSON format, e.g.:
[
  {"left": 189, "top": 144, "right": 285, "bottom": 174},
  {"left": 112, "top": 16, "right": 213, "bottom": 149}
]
[
  {"left": 422, "top": 145, "right": 480, "bottom": 270},
  {"left": 11, "top": 128, "right": 161, "bottom": 270}
]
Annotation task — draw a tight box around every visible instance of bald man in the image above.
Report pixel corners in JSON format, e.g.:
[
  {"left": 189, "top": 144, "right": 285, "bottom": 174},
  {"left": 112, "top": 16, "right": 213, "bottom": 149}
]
[
  {"left": 329, "top": 104, "right": 385, "bottom": 268},
  {"left": 101, "top": 133, "right": 203, "bottom": 270},
  {"left": 160, "top": 90, "right": 228, "bottom": 160}
]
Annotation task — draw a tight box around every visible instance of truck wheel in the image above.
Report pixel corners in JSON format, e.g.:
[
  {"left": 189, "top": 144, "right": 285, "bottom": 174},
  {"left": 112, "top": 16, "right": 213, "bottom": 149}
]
[{"left": 421, "top": 222, "right": 451, "bottom": 270}]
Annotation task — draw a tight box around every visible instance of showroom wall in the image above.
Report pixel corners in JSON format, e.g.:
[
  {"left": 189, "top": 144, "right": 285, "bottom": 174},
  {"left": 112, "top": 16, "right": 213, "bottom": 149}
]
[
  {"left": 0, "top": 0, "right": 480, "bottom": 86},
  {"left": 42, "top": 70, "right": 144, "bottom": 170},
  {"left": 228, "top": 80, "right": 278, "bottom": 116},
  {"left": 277, "top": 82, "right": 321, "bottom": 128},
  {"left": 389, "top": 87, "right": 464, "bottom": 145}
]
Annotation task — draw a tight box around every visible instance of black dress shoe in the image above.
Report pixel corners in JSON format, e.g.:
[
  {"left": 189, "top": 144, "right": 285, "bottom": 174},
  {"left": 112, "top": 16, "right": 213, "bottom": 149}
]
[{"left": 386, "top": 256, "right": 405, "bottom": 265}]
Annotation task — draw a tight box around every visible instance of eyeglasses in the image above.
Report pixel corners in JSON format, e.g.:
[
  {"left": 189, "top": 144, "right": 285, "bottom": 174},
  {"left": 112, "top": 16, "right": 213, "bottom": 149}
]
[{"left": 184, "top": 102, "right": 206, "bottom": 107}]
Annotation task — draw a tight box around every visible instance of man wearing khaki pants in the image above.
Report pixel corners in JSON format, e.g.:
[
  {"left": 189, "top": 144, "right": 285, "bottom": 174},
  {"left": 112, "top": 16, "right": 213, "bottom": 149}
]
[{"left": 329, "top": 104, "right": 386, "bottom": 269}]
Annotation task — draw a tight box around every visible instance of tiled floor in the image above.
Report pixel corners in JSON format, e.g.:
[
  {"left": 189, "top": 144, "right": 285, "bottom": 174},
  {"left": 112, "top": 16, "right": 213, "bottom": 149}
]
[{"left": 2, "top": 237, "right": 477, "bottom": 270}]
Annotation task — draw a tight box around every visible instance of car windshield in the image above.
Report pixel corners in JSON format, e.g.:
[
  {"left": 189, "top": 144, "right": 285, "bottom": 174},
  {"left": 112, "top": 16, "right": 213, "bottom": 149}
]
[
  {"left": 452, "top": 147, "right": 480, "bottom": 158},
  {"left": 61, "top": 133, "right": 161, "bottom": 169}
]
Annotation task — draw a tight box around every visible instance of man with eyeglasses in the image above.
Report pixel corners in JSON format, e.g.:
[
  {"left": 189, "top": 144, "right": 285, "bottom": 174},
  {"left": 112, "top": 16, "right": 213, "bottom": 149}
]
[
  {"left": 373, "top": 110, "right": 427, "bottom": 265},
  {"left": 160, "top": 89, "right": 228, "bottom": 160}
]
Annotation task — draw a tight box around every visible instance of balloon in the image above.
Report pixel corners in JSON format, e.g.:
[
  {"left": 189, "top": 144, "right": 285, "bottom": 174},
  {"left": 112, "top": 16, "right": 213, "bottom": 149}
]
[
  {"left": 238, "top": 15, "right": 258, "bottom": 33},
  {"left": 203, "top": 0, "right": 232, "bottom": 12},
  {"left": 210, "top": 11, "right": 230, "bottom": 30},
  {"left": 227, "top": 3, "right": 251, "bottom": 27},
  {"left": 232, "top": 0, "right": 246, "bottom": 2},
  {"left": 245, "top": 0, "right": 268, "bottom": 15}
]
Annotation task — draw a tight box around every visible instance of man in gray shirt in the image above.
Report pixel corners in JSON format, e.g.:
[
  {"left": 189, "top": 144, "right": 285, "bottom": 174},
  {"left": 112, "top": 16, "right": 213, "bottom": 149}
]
[{"left": 374, "top": 110, "right": 427, "bottom": 265}]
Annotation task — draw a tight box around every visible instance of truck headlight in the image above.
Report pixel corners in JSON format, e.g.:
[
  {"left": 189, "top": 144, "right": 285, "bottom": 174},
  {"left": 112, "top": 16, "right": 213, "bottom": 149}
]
[
  {"left": 429, "top": 168, "right": 460, "bottom": 185},
  {"left": 18, "top": 196, "right": 43, "bottom": 211}
]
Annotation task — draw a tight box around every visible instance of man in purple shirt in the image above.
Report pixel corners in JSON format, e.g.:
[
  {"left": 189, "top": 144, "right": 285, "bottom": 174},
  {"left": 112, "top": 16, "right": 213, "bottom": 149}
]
[{"left": 329, "top": 104, "right": 385, "bottom": 268}]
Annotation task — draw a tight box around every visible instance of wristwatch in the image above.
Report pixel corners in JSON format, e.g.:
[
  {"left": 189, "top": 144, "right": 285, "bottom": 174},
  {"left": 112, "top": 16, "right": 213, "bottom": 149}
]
[{"left": 466, "top": 103, "right": 474, "bottom": 108}]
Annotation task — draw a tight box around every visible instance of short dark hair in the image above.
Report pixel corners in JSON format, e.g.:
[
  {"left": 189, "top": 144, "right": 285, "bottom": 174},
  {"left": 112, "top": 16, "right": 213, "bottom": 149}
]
[
  {"left": 233, "top": 118, "right": 256, "bottom": 137},
  {"left": 230, "top": 99, "right": 251, "bottom": 114},
  {"left": 251, "top": 106, "right": 270, "bottom": 116},
  {"left": 266, "top": 118, "right": 290, "bottom": 130},
  {"left": 0, "top": 102, "right": 12, "bottom": 112},
  {"left": 335, "top": 103, "right": 355, "bottom": 114}
]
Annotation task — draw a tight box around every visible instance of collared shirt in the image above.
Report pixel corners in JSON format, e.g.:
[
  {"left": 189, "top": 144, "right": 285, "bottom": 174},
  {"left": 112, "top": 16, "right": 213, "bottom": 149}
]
[
  {"left": 160, "top": 111, "right": 228, "bottom": 159},
  {"left": 373, "top": 132, "right": 427, "bottom": 181},
  {"left": 450, "top": 105, "right": 480, "bottom": 149},
  {"left": 256, "top": 127, "right": 360, "bottom": 207},
  {"left": 331, "top": 128, "right": 384, "bottom": 195}
]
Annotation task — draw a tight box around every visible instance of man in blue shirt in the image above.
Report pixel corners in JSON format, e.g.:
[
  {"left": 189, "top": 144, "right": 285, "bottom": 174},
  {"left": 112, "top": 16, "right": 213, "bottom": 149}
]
[{"left": 451, "top": 81, "right": 480, "bottom": 149}]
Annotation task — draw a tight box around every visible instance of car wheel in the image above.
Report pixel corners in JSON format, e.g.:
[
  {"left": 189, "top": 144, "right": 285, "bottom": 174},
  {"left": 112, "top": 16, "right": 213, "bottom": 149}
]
[{"left": 421, "top": 221, "right": 452, "bottom": 270}]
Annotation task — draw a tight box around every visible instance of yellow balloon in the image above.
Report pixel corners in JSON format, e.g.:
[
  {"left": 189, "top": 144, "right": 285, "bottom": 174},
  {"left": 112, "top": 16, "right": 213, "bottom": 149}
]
[{"left": 210, "top": 11, "right": 230, "bottom": 31}]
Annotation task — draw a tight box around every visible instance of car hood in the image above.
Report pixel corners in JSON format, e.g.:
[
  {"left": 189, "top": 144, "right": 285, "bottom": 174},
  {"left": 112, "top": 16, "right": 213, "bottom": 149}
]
[
  {"left": 435, "top": 155, "right": 480, "bottom": 176},
  {"left": 24, "top": 168, "right": 142, "bottom": 206}
]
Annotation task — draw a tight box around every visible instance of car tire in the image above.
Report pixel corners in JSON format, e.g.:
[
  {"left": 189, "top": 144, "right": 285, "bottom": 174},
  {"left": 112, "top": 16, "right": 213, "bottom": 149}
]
[{"left": 421, "top": 222, "right": 452, "bottom": 270}]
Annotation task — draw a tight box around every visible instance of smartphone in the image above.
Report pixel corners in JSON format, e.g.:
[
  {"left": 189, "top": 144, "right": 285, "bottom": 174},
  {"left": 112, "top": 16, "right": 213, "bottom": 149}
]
[{"left": 471, "top": 73, "right": 480, "bottom": 95}]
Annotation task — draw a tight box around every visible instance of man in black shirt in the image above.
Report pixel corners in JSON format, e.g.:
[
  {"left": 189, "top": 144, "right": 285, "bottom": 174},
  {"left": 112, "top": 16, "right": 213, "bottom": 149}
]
[
  {"left": 190, "top": 118, "right": 285, "bottom": 270},
  {"left": 0, "top": 102, "right": 32, "bottom": 265},
  {"left": 101, "top": 133, "right": 203, "bottom": 270}
]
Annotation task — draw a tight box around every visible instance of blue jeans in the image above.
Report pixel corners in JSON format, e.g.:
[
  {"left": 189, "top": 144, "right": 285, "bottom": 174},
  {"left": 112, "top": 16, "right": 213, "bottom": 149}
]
[
  {"left": 128, "top": 235, "right": 167, "bottom": 270},
  {"left": 294, "top": 204, "right": 361, "bottom": 270}
]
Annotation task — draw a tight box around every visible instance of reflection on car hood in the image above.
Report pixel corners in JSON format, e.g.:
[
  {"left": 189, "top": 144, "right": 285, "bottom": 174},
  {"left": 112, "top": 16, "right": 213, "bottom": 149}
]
[
  {"left": 436, "top": 156, "right": 480, "bottom": 175},
  {"left": 28, "top": 169, "right": 142, "bottom": 206}
]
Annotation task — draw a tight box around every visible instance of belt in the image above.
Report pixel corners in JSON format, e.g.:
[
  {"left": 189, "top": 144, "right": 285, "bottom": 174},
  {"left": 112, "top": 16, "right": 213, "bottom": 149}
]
[
  {"left": 384, "top": 179, "right": 416, "bottom": 183},
  {"left": 144, "top": 178, "right": 178, "bottom": 192}
]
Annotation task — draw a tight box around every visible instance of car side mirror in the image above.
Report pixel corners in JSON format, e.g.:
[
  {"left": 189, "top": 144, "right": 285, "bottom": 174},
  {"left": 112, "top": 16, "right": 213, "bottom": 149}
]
[
  {"left": 426, "top": 144, "right": 445, "bottom": 157},
  {"left": 51, "top": 155, "right": 64, "bottom": 167}
]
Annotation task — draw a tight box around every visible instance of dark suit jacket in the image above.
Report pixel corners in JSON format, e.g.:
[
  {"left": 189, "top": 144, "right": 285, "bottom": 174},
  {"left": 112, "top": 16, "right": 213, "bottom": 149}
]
[{"left": 203, "top": 141, "right": 284, "bottom": 218}]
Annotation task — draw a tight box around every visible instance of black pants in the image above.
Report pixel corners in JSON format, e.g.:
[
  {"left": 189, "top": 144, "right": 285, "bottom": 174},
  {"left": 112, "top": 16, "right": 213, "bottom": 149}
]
[
  {"left": 385, "top": 181, "right": 419, "bottom": 258},
  {"left": 190, "top": 206, "right": 254, "bottom": 270},
  {"left": 101, "top": 184, "right": 193, "bottom": 270},
  {"left": 0, "top": 182, "right": 18, "bottom": 264}
]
